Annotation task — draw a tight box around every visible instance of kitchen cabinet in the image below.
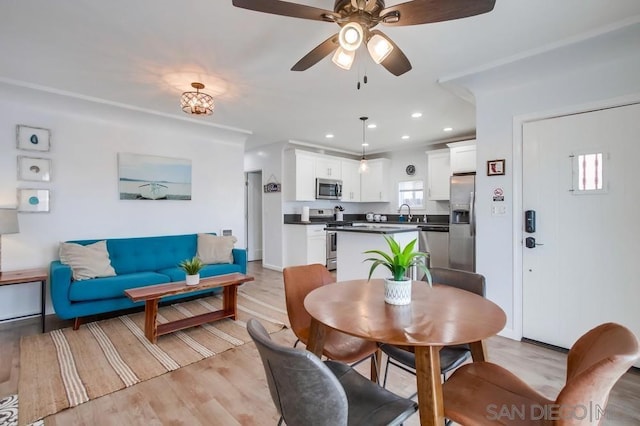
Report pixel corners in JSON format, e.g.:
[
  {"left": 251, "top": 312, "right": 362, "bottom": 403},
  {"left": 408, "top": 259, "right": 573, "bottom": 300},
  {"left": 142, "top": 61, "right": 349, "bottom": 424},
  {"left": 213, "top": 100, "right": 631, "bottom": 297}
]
[
  {"left": 283, "top": 224, "right": 326, "bottom": 267},
  {"left": 448, "top": 140, "right": 476, "bottom": 174},
  {"left": 427, "top": 149, "right": 450, "bottom": 200},
  {"left": 315, "top": 156, "right": 341, "bottom": 179},
  {"left": 340, "top": 159, "right": 361, "bottom": 202},
  {"left": 284, "top": 149, "right": 316, "bottom": 201},
  {"left": 360, "top": 158, "right": 390, "bottom": 202}
]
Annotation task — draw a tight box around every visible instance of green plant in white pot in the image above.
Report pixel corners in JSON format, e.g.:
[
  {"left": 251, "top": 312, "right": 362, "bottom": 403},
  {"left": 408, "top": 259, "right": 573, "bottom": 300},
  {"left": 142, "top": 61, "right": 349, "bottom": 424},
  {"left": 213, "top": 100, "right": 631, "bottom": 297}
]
[
  {"left": 364, "top": 236, "right": 432, "bottom": 305},
  {"left": 179, "top": 257, "right": 204, "bottom": 286}
]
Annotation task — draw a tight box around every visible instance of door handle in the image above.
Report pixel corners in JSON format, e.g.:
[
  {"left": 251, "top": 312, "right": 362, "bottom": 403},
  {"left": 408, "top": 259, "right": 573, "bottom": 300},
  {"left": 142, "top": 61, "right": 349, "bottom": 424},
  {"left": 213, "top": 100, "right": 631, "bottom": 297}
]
[{"left": 525, "top": 237, "right": 544, "bottom": 248}]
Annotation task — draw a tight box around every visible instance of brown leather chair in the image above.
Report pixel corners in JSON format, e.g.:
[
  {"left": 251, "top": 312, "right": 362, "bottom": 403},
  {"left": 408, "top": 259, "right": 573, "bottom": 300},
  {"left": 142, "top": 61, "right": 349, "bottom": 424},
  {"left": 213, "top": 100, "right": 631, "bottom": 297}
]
[
  {"left": 443, "top": 322, "right": 640, "bottom": 425},
  {"left": 380, "top": 267, "right": 486, "bottom": 398},
  {"left": 283, "top": 264, "right": 380, "bottom": 376}
]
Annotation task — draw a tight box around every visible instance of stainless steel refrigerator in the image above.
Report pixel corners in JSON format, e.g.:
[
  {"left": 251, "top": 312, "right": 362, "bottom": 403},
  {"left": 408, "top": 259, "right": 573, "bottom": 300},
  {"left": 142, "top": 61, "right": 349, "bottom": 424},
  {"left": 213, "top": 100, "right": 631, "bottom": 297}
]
[{"left": 449, "top": 174, "right": 475, "bottom": 271}]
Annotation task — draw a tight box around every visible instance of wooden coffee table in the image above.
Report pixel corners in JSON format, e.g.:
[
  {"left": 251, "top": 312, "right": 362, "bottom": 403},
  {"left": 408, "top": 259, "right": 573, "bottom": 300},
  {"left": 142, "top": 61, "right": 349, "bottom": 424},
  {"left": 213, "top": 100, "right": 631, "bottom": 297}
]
[{"left": 125, "top": 273, "right": 254, "bottom": 343}]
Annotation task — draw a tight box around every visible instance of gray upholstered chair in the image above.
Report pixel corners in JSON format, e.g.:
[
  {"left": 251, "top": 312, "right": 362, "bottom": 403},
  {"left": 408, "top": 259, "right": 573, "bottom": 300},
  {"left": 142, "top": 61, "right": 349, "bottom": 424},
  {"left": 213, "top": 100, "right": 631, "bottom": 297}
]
[
  {"left": 247, "top": 318, "right": 418, "bottom": 426},
  {"left": 443, "top": 322, "right": 640, "bottom": 425},
  {"left": 380, "top": 267, "right": 486, "bottom": 398}
]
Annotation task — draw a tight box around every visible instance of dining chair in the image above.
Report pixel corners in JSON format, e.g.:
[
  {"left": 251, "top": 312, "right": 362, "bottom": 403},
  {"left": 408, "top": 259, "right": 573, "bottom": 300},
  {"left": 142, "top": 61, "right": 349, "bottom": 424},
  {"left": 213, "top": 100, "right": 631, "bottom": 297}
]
[
  {"left": 380, "top": 267, "right": 486, "bottom": 398},
  {"left": 443, "top": 322, "right": 640, "bottom": 425},
  {"left": 247, "top": 318, "right": 418, "bottom": 426},
  {"left": 283, "top": 264, "right": 380, "bottom": 376}
]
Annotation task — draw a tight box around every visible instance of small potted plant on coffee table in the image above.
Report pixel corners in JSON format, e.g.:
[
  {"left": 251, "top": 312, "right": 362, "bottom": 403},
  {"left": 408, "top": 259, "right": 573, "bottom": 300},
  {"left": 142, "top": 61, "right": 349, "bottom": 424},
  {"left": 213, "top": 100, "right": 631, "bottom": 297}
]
[
  {"left": 179, "top": 257, "right": 204, "bottom": 286},
  {"left": 364, "top": 236, "right": 432, "bottom": 305}
]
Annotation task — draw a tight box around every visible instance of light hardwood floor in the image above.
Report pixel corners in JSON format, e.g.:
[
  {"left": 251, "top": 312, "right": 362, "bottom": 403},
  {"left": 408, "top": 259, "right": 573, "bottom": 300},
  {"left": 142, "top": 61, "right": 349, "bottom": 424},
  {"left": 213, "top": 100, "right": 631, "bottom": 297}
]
[{"left": 1, "top": 262, "right": 639, "bottom": 425}]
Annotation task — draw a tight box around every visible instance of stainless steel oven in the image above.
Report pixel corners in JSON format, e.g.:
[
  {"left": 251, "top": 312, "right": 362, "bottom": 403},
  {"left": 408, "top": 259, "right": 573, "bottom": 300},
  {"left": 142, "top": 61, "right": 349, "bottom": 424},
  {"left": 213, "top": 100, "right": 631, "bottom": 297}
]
[{"left": 326, "top": 230, "right": 337, "bottom": 271}]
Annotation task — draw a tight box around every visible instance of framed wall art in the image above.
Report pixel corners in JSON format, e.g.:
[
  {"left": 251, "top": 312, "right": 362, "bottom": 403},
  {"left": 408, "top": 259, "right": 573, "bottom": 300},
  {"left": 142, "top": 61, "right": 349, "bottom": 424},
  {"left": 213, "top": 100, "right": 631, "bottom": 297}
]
[
  {"left": 487, "top": 159, "right": 506, "bottom": 176},
  {"left": 18, "top": 189, "right": 50, "bottom": 213},
  {"left": 118, "top": 153, "right": 192, "bottom": 200},
  {"left": 16, "top": 125, "right": 51, "bottom": 152},
  {"left": 18, "top": 156, "right": 51, "bottom": 182}
]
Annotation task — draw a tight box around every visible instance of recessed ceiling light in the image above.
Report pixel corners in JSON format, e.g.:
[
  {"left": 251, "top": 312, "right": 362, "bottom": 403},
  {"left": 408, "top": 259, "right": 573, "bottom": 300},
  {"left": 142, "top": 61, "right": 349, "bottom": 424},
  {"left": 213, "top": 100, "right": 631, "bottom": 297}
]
[
  {"left": 362, "top": 143, "right": 369, "bottom": 147},
  {"left": 401, "top": 135, "right": 410, "bottom": 140},
  {"left": 325, "top": 133, "right": 334, "bottom": 138},
  {"left": 367, "top": 123, "right": 377, "bottom": 129},
  {"left": 411, "top": 112, "right": 422, "bottom": 118},
  {"left": 443, "top": 127, "right": 453, "bottom": 132}
]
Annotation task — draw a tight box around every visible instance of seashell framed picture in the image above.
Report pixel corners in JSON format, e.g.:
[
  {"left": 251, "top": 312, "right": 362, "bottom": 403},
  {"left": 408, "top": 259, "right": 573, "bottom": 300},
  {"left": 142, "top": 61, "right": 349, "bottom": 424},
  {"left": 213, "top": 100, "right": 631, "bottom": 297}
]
[
  {"left": 17, "top": 156, "right": 51, "bottom": 182},
  {"left": 17, "top": 189, "right": 50, "bottom": 213},
  {"left": 16, "top": 125, "right": 51, "bottom": 152}
]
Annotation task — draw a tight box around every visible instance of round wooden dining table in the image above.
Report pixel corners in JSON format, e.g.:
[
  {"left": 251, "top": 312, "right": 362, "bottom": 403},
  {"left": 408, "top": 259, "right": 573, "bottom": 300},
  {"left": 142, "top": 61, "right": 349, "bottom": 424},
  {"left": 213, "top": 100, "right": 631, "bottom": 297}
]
[{"left": 304, "top": 279, "right": 507, "bottom": 426}]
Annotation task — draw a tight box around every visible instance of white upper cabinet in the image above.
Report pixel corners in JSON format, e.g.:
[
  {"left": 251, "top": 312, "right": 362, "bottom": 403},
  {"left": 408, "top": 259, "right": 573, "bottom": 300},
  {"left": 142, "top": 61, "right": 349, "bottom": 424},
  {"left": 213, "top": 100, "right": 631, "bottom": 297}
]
[
  {"left": 284, "top": 149, "right": 390, "bottom": 203},
  {"left": 361, "top": 158, "right": 390, "bottom": 202},
  {"left": 284, "top": 149, "right": 316, "bottom": 201},
  {"left": 315, "top": 156, "right": 342, "bottom": 179},
  {"left": 427, "top": 149, "right": 450, "bottom": 200},
  {"left": 340, "top": 159, "right": 361, "bottom": 202},
  {"left": 448, "top": 140, "right": 476, "bottom": 174}
]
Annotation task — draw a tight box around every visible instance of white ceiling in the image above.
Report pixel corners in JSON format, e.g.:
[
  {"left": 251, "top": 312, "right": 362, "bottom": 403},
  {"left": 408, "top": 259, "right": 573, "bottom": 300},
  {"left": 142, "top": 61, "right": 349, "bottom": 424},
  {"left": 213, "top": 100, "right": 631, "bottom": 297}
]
[{"left": 1, "top": 1, "right": 639, "bottom": 155}]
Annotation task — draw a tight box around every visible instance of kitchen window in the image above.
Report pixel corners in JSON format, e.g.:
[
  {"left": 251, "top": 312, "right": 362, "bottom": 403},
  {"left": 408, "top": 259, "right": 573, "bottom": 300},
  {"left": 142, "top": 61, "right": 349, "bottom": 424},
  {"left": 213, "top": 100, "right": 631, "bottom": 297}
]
[{"left": 398, "top": 180, "right": 424, "bottom": 208}]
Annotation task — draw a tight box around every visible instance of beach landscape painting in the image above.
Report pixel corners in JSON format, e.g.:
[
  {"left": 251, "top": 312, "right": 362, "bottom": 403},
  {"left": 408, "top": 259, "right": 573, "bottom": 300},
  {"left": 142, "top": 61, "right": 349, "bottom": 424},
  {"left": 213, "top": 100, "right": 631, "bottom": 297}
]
[{"left": 118, "top": 153, "right": 192, "bottom": 200}]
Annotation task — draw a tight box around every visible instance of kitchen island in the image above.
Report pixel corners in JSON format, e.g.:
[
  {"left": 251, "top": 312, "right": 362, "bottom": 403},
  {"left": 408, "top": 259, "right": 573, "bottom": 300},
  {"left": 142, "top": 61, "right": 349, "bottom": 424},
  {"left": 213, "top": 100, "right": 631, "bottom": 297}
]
[{"left": 333, "top": 225, "right": 420, "bottom": 281}]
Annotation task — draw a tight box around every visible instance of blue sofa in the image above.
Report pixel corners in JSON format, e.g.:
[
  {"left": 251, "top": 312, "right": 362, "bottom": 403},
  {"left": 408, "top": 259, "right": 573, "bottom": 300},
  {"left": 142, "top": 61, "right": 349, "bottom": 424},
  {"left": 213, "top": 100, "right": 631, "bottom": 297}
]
[{"left": 50, "top": 233, "right": 247, "bottom": 325}]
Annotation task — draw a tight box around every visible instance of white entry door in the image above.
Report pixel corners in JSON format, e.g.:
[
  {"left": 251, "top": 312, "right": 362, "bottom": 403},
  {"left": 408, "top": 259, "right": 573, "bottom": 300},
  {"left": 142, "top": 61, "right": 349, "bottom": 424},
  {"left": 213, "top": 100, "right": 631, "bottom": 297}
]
[{"left": 522, "top": 103, "right": 640, "bottom": 356}]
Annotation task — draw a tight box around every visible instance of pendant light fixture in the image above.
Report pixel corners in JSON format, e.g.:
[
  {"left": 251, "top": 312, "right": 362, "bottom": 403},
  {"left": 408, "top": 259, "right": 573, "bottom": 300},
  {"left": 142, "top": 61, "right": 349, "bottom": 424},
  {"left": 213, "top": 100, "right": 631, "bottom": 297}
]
[
  {"left": 180, "top": 82, "right": 214, "bottom": 116},
  {"left": 359, "top": 116, "right": 369, "bottom": 173}
]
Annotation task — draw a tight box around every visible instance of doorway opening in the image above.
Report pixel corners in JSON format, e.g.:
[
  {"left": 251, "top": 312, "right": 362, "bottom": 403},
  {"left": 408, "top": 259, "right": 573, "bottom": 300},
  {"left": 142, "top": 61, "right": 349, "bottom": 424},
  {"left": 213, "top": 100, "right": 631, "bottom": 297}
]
[{"left": 245, "top": 170, "right": 263, "bottom": 262}]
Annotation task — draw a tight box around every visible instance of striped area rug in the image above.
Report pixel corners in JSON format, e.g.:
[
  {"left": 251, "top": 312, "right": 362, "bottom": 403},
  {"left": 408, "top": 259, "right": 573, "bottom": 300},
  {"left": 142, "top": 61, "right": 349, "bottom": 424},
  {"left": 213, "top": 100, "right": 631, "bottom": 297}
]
[{"left": 17, "top": 287, "right": 288, "bottom": 426}]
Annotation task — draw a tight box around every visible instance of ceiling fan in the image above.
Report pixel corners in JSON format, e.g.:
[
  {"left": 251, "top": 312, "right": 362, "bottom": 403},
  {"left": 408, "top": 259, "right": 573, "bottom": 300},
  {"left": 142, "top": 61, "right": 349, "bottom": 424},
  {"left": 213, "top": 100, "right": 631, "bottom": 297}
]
[{"left": 232, "top": 0, "right": 496, "bottom": 76}]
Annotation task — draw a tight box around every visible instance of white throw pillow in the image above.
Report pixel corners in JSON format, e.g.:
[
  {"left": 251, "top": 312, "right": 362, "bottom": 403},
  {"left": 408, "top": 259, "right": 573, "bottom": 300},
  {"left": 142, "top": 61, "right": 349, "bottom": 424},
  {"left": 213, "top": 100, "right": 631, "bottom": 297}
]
[
  {"left": 59, "top": 240, "right": 116, "bottom": 281},
  {"left": 197, "top": 234, "right": 237, "bottom": 264}
]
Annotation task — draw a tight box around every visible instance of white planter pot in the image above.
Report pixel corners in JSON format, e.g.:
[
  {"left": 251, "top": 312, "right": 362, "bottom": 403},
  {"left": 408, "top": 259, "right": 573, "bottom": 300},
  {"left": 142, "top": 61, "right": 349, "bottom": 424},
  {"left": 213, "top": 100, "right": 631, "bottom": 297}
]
[
  {"left": 186, "top": 273, "right": 200, "bottom": 286},
  {"left": 384, "top": 278, "right": 412, "bottom": 305}
]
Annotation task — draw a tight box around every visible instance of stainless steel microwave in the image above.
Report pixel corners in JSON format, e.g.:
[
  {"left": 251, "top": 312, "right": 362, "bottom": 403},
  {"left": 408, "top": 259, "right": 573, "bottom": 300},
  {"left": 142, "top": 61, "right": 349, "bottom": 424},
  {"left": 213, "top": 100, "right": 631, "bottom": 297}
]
[{"left": 316, "top": 178, "right": 342, "bottom": 200}]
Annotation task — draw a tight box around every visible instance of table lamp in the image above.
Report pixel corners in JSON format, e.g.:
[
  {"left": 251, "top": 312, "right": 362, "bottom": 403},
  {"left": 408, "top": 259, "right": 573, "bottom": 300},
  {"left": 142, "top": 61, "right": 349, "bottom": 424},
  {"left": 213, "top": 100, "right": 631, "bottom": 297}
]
[{"left": 0, "top": 208, "right": 20, "bottom": 272}]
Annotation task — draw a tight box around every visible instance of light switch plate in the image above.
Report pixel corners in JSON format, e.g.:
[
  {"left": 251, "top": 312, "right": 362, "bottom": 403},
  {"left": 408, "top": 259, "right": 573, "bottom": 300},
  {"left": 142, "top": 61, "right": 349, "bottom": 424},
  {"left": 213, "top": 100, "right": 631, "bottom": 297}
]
[{"left": 492, "top": 204, "right": 507, "bottom": 216}]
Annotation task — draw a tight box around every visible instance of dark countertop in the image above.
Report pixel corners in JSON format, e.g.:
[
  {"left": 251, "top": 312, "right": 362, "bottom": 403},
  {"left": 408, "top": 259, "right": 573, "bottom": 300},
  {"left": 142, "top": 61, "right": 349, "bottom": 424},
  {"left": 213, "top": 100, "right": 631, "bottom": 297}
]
[
  {"left": 329, "top": 225, "right": 421, "bottom": 235},
  {"left": 284, "top": 214, "right": 449, "bottom": 227}
]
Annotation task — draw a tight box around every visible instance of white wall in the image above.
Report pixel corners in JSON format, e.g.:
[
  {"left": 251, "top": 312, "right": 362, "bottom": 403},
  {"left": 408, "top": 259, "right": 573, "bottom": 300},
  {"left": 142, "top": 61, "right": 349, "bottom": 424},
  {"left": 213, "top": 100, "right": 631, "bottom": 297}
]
[
  {"left": 443, "top": 22, "right": 640, "bottom": 338},
  {"left": 0, "top": 83, "right": 248, "bottom": 320}
]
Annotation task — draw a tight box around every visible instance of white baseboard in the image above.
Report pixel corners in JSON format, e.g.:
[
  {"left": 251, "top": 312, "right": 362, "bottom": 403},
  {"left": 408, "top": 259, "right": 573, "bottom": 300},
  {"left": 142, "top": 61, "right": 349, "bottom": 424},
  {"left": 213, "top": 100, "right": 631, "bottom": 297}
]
[
  {"left": 497, "top": 327, "right": 520, "bottom": 341},
  {"left": 262, "top": 263, "right": 283, "bottom": 272}
]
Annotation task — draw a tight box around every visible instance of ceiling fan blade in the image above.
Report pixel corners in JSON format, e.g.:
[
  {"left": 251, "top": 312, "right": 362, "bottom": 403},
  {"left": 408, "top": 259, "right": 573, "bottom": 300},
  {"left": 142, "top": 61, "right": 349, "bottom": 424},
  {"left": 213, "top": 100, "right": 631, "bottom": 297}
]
[
  {"left": 291, "top": 34, "right": 340, "bottom": 71},
  {"left": 369, "top": 30, "right": 412, "bottom": 76},
  {"left": 232, "top": 0, "right": 339, "bottom": 22},
  {"left": 380, "top": 0, "right": 496, "bottom": 26}
]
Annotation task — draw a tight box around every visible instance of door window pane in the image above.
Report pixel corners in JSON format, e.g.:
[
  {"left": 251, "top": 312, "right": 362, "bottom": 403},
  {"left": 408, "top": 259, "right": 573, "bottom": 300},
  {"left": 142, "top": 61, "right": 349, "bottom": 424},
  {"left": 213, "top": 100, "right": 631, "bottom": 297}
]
[
  {"left": 572, "top": 151, "right": 606, "bottom": 194},
  {"left": 578, "top": 153, "right": 603, "bottom": 190}
]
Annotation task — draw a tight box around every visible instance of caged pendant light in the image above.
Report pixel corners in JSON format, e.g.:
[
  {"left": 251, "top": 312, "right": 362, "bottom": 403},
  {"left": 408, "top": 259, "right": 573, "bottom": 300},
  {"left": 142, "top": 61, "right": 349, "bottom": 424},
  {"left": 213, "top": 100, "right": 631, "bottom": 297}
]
[
  {"left": 359, "top": 116, "right": 369, "bottom": 173},
  {"left": 180, "top": 82, "right": 214, "bottom": 116}
]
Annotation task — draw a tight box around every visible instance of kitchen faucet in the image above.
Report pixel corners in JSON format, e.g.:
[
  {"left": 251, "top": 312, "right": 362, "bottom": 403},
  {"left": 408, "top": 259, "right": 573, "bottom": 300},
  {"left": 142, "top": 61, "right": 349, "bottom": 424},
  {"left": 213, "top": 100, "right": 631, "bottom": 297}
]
[{"left": 398, "top": 203, "right": 412, "bottom": 222}]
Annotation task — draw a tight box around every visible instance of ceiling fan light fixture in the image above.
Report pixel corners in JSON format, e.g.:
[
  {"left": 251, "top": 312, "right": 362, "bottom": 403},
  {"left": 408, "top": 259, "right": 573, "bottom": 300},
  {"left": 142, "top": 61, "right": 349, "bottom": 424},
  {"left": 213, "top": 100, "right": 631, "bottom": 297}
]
[
  {"left": 332, "top": 47, "right": 355, "bottom": 70},
  {"left": 367, "top": 33, "right": 394, "bottom": 64},
  {"left": 338, "top": 22, "right": 364, "bottom": 51},
  {"left": 180, "top": 82, "right": 214, "bottom": 116}
]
